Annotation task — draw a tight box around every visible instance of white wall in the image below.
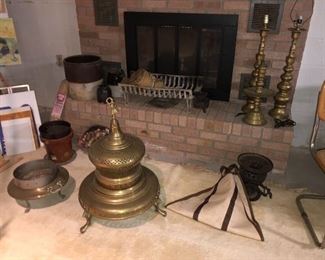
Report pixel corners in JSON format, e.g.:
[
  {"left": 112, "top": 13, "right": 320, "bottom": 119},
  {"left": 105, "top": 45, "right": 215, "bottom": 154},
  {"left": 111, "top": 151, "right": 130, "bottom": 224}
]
[
  {"left": 0, "top": 0, "right": 81, "bottom": 107},
  {"left": 291, "top": 0, "right": 325, "bottom": 147}
]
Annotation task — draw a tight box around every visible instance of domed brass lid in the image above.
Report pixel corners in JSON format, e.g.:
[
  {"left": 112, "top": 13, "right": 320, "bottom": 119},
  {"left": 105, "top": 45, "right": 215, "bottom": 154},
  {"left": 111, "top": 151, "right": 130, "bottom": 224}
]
[{"left": 88, "top": 98, "right": 145, "bottom": 171}]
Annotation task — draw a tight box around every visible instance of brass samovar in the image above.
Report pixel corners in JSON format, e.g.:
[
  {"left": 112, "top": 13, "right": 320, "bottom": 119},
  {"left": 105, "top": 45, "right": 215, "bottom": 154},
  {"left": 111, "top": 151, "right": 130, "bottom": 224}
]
[{"left": 78, "top": 98, "right": 166, "bottom": 233}]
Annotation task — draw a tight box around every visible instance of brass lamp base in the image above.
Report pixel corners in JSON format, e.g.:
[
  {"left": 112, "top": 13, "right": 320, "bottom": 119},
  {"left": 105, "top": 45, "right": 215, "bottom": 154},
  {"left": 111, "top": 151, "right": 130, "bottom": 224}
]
[
  {"left": 241, "top": 99, "right": 255, "bottom": 113},
  {"left": 268, "top": 107, "right": 288, "bottom": 120},
  {"left": 78, "top": 166, "right": 166, "bottom": 233},
  {"left": 243, "top": 110, "right": 267, "bottom": 126},
  {"left": 243, "top": 87, "right": 273, "bottom": 126}
]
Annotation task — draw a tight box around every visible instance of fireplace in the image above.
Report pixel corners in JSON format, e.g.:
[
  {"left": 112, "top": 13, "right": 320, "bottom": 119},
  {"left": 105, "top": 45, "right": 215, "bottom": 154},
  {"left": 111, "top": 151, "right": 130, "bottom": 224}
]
[
  {"left": 72, "top": 0, "right": 313, "bottom": 179},
  {"left": 124, "top": 12, "right": 238, "bottom": 101}
]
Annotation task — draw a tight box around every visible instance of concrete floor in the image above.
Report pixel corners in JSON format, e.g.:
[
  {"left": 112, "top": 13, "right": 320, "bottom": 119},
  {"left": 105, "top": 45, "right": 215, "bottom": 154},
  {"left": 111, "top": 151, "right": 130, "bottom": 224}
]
[{"left": 286, "top": 146, "right": 325, "bottom": 194}]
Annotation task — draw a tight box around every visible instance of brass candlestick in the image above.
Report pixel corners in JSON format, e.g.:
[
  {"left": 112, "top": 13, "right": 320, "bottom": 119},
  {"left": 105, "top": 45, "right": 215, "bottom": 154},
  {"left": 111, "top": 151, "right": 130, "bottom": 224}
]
[
  {"left": 242, "top": 15, "right": 269, "bottom": 113},
  {"left": 243, "top": 62, "right": 273, "bottom": 126},
  {"left": 269, "top": 19, "right": 305, "bottom": 119}
]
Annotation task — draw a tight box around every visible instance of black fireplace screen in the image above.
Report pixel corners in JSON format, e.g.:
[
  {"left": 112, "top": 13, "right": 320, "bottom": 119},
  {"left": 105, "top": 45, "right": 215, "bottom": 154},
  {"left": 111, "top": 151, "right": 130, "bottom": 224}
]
[{"left": 124, "top": 12, "right": 238, "bottom": 101}]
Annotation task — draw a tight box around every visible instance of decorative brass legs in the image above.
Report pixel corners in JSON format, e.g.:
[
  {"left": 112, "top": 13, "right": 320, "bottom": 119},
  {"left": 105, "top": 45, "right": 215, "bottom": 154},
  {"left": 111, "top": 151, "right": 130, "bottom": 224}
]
[
  {"left": 22, "top": 190, "right": 66, "bottom": 213},
  {"left": 79, "top": 193, "right": 167, "bottom": 234},
  {"left": 58, "top": 190, "right": 66, "bottom": 200},
  {"left": 269, "top": 21, "right": 305, "bottom": 120},
  {"left": 80, "top": 211, "right": 92, "bottom": 234},
  {"left": 24, "top": 200, "right": 31, "bottom": 213},
  {"left": 154, "top": 194, "right": 167, "bottom": 217}
]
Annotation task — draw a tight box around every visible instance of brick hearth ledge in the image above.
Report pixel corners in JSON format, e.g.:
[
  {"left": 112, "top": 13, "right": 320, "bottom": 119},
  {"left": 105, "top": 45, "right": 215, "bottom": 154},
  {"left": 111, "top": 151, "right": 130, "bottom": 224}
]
[{"left": 62, "top": 96, "right": 293, "bottom": 175}]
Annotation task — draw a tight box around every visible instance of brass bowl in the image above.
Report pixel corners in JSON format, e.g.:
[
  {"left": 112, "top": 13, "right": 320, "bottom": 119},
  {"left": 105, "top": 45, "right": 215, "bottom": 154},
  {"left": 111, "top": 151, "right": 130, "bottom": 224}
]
[{"left": 7, "top": 160, "right": 69, "bottom": 201}]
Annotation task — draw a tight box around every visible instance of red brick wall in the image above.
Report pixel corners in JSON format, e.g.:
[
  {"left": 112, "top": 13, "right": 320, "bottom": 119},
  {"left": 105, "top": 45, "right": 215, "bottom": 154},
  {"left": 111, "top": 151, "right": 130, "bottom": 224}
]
[
  {"left": 75, "top": 0, "right": 312, "bottom": 102},
  {"left": 63, "top": 98, "right": 293, "bottom": 174}
]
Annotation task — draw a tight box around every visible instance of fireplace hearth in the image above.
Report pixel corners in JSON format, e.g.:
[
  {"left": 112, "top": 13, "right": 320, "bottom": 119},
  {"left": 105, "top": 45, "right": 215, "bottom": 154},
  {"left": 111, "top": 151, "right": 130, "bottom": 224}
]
[
  {"left": 63, "top": 96, "right": 293, "bottom": 177},
  {"left": 124, "top": 12, "right": 238, "bottom": 101}
]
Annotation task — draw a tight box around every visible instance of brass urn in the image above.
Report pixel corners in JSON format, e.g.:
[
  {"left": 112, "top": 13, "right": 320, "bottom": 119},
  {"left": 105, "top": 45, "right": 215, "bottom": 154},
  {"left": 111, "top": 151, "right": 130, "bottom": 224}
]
[{"left": 78, "top": 98, "right": 166, "bottom": 233}]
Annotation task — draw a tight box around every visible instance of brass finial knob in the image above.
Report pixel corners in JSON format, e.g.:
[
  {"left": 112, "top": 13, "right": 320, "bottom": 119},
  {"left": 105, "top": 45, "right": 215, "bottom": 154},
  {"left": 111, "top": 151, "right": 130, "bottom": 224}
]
[{"left": 106, "top": 97, "right": 118, "bottom": 118}]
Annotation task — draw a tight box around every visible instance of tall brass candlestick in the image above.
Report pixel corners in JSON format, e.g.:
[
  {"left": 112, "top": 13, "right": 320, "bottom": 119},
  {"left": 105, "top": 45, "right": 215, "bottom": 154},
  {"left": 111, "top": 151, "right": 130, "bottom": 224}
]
[
  {"left": 242, "top": 15, "right": 269, "bottom": 113},
  {"left": 269, "top": 20, "right": 305, "bottom": 119}
]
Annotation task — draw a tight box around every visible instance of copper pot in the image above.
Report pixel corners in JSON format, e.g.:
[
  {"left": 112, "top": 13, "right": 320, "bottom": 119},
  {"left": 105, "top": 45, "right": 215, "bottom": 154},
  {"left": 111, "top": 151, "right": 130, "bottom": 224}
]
[
  {"left": 41, "top": 131, "right": 73, "bottom": 163},
  {"left": 39, "top": 120, "right": 73, "bottom": 163}
]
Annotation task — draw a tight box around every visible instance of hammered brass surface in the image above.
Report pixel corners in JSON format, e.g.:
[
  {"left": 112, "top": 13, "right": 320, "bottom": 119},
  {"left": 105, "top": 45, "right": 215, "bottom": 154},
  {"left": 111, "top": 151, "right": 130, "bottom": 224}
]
[
  {"left": 88, "top": 98, "right": 145, "bottom": 172},
  {"left": 79, "top": 166, "right": 159, "bottom": 220},
  {"left": 89, "top": 134, "right": 145, "bottom": 171},
  {"left": 7, "top": 166, "right": 69, "bottom": 200},
  {"left": 94, "top": 166, "right": 142, "bottom": 189}
]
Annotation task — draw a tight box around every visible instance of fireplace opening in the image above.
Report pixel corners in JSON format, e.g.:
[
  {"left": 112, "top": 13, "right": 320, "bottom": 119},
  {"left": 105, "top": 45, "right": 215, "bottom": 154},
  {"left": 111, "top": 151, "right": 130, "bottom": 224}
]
[{"left": 124, "top": 12, "right": 238, "bottom": 101}]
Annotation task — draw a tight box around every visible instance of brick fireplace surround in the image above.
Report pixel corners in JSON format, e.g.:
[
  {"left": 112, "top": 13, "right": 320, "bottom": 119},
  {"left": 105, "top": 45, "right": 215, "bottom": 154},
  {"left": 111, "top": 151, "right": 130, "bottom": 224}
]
[
  {"left": 63, "top": 97, "right": 293, "bottom": 174},
  {"left": 68, "top": 0, "right": 313, "bottom": 176}
]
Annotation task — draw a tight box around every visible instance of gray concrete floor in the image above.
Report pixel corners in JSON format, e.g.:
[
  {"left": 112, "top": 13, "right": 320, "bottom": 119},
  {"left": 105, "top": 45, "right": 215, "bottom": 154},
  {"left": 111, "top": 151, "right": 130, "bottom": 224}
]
[{"left": 286, "top": 146, "right": 325, "bottom": 194}]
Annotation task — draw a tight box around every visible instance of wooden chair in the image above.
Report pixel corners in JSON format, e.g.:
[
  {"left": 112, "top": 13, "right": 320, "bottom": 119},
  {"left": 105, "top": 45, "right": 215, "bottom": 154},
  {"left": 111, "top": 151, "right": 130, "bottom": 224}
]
[{"left": 296, "top": 81, "right": 325, "bottom": 248}]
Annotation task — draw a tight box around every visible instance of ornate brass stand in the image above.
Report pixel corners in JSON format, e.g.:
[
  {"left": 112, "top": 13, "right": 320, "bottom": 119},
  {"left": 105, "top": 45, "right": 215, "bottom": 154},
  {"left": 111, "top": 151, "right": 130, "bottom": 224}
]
[
  {"left": 78, "top": 98, "right": 166, "bottom": 233},
  {"left": 242, "top": 15, "right": 269, "bottom": 113},
  {"left": 243, "top": 63, "right": 273, "bottom": 126},
  {"left": 269, "top": 20, "right": 305, "bottom": 119}
]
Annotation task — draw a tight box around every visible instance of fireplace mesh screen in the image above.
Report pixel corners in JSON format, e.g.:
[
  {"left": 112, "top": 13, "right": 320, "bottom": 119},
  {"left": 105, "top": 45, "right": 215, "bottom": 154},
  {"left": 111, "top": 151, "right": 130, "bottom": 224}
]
[{"left": 125, "top": 12, "right": 238, "bottom": 101}]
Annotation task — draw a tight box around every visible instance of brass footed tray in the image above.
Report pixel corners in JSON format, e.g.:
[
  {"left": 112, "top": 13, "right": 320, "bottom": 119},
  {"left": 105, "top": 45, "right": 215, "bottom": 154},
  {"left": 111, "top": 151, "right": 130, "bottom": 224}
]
[{"left": 7, "top": 160, "right": 69, "bottom": 213}]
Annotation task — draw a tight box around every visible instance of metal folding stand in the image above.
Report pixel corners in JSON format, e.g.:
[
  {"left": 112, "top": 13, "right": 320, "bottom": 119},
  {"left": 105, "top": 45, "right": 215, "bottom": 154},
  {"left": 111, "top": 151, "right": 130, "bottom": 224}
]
[{"left": 296, "top": 194, "right": 325, "bottom": 248}]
